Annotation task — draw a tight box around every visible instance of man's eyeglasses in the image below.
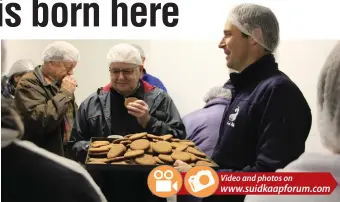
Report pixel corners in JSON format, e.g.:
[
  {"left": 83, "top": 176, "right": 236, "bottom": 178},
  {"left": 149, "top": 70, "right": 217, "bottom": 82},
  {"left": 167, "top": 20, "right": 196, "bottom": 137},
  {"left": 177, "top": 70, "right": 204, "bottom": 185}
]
[{"left": 109, "top": 68, "right": 136, "bottom": 76}]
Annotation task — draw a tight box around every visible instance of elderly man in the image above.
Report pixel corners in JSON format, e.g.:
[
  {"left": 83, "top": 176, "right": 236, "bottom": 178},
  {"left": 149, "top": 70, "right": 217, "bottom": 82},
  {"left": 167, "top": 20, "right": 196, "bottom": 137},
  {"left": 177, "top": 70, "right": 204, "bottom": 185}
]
[
  {"left": 131, "top": 44, "right": 168, "bottom": 92},
  {"left": 1, "top": 59, "right": 35, "bottom": 99},
  {"left": 71, "top": 43, "right": 185, "bottom": 202},
  {"left": 175, "top": 4, "right": 312, "bottom": 202},
  {"left": 15, "top": 41, "right": 79, "bottom": 157},
  {"left": 244, "top": 42, "right": 340, "bottom": 202}
]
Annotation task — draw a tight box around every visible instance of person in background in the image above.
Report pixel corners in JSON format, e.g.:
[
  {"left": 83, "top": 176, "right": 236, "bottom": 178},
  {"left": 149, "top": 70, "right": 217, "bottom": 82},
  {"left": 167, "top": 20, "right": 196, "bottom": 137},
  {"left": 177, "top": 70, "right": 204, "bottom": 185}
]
[
  {"left": 1, "top": 40, "right": 108, "bottom": 202},
  {"left": 182, "top": 86, "right": 232, "bottom": 157},
  {"left": 244, "top": 42, "right": 340, "bottom": 202},
  {"left": 174, "top": 4, "right": 312, "bottom": 202},
  {"left": 131, "top": 44, "right": 168, "bottom": 92},
  {"left": 14, "top": 41, "right": 79, "bottom": 157},
  {"left": 1, "top": 59, "right": 35, "bottom": 99},
  {"left": 71, "top": 43, "right": 185, "bottom": 202}
]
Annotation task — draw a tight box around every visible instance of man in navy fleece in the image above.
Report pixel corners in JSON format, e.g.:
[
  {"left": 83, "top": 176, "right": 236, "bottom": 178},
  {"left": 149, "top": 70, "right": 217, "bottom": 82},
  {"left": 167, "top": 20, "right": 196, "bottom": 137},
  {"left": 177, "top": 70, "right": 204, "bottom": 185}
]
[
  {"left": 174, "top": 3, "right": 312, "bottom": 202},
  {"left": 131, "top": 44, "right": 168, "bottom": 92}
]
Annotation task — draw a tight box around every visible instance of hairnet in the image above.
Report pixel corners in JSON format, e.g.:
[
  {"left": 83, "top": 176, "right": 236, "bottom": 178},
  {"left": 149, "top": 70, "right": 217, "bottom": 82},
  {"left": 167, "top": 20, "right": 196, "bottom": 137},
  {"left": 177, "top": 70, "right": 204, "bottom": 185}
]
[
  {"left": 227, "top": 3, "right": 280, "bottom": 52},
  {"left": 8, "top": 59, "right": 35, "bottom": 77},
  {"left": 317, "top": 41, "right": 340, "bottom": 153},
  {"left": 106, "top": 43, "right": 142, "bottom": 66},
  {"left": 203, "top": 86, "right": 232, "bottom": 103},
  {"left": 41, "top": 41, "right": 80, "bottom": 62},
  {"left": 130, "top": 44, "right": 145, "bottom": 58}
]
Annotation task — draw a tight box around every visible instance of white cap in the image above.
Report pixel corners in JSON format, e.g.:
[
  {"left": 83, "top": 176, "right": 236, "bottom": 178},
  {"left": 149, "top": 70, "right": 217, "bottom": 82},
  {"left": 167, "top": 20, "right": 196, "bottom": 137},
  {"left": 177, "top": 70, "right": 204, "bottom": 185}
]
[
  {"left": 8, "top": 59, "right": 35, "bottom": 77},
  {"left": 41, "top": 41, "right": 80, "bottom": 62},
  {"left": 106, "top": 43, "right": 142, "bottom": 66}
]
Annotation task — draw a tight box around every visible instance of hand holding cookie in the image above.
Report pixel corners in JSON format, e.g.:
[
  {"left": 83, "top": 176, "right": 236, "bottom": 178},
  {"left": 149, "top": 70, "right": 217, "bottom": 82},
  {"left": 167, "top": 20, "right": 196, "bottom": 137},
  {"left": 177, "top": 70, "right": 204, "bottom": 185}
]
[
  {"left": 126, "top": 99, "right": 150, "bottom": 128},
  {"left": 174, "top": 159, "right": 192, "bottom": 172}
]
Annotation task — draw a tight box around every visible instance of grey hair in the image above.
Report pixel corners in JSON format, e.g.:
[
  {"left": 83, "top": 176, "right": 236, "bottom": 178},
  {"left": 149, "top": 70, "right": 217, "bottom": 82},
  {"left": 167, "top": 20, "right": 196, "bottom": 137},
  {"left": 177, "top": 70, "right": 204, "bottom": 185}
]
[
  {"left": 203, "top": 86, "right": 232, "bottom": 103},
  {"left": 130, "top": 44, "right": 145, "bottom": 58},
  {"left": 317, "top": 41, "right": 340, "bottom": 153}
]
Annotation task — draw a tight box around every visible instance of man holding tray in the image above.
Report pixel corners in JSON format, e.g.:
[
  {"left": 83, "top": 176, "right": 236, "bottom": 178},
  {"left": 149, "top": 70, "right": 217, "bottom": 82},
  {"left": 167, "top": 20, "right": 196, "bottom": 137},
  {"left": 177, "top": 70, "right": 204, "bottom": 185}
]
[{"left": 71, "top": 43, "right": 185, "bottom": 202}]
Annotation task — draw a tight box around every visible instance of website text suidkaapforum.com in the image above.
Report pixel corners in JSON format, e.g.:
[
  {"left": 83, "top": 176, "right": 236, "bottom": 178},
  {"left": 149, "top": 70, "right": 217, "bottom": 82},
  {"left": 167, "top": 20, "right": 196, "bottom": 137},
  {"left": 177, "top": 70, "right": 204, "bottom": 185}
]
[{"left": 220, "top": 184, "right": 331, "bottom": 194}]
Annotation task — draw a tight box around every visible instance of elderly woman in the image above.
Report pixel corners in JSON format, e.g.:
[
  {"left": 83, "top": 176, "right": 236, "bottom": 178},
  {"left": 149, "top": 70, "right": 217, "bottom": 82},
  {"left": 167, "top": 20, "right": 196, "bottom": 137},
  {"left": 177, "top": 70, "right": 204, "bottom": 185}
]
[{"left": 244, "top": 42, "right": 340, "bottom": 202}]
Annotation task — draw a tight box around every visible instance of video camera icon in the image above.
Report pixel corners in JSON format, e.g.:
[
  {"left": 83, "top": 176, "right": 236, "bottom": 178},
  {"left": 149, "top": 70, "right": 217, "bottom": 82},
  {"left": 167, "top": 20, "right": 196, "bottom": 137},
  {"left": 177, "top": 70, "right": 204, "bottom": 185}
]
[{"left": 155, "top": 170, "right": 178, "bottom": 192}]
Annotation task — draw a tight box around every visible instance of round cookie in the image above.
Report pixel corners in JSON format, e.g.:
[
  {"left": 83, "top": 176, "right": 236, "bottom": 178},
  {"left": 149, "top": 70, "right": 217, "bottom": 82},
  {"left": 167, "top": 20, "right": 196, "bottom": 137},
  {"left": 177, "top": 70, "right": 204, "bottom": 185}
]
[
  {"left": 161, "top": 134, "right": 173, "bottom": 141},
  {"left": 107, "top": 144, "right": 126, "bottom": 159},
  {"left": 196, "top": 161, "right": 215, "bottom": 167},
  {"left": 135, "top": 154, "right": 157, "bottom": 165},
  {"left": 120, "top": 140, "right": 132, "bottom": 145},
  {"left": 91, "top": 141, "right": 110, "bottom": 148},
  {"left": 158, "top": 154, "right": 174, "bottom": 163},
  {"left": 112, "top": 138, "right": 129, "bottom": 144},
  {"left": 196, "top": 156, "right": 210, "bottom": 162},
  {"left": 88, "top": 158, "right": 108, "bottom": 163},
  {"left": 186, "top": 147, "right": 206, "bottom": 157},
  {"left": 124, "top": 97, "right": 138, "bottom": 107},
  {"left": 106, "top": 156, "right": 128, "bottom": 163},
  {"left": 154, "top": 156, "right": 165, "bottom": 164},
  {"left": 89, "top": 146, "right": 110, "bottom": 153},
  {"left": 171, "top": 151, "right": 191, "bottom": 162},
  {"left": 171, "top": 138, "right": 180, "bottom": 142},
  {"left": 188, "top": 153, "right": 197, "bottom": 162},
  {"left": 130, "top": 139, "right": 150, "bottom": 150},
  {"left": 171, "top": 142, "right": 180, "bottom": 148},
  {"left": 152, "top": 141, "right": 172, "bottom": 154},
  {"left": 124, "top": 150, "right": 144, "bottom": 158},
  {"left": 129, "top": 132, "right": 147, "bottom": 140},
  {"left": 175, "top": 144, "right": 188, "bottom": 151},
  {"left": 180, "top": 141, "right": 196, "bottom": 146},
  {"left": 88, "top": 161, "right": 106, "bottom": 164}
]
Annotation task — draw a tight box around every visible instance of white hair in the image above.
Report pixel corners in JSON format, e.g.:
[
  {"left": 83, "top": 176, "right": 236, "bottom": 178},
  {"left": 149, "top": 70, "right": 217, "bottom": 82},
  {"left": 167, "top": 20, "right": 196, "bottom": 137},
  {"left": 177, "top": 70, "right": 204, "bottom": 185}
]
[
  {"left": 317, "top": 41, "right": 340, "bottom": 153},
  {"left": 203, "top": 86, "right": 232, "bottom": 103}
]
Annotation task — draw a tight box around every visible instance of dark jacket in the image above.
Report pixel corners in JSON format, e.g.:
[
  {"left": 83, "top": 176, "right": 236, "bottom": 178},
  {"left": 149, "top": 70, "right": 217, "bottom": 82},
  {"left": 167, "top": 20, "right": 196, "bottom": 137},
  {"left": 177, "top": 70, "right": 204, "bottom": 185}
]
[
  {"left": 1, "top": 76, "right": 15, "bottom": 99},
  {"left": 71, "top": 80, "right": 185, "bottom": 142},
  {"left": 183, "top": 98, "right": 231, "bottom": 158},
  {"left": 1, "top": 97, "right": 107, "bottom": 202},
  {"left": 14, "top": 66, "right": 77, "bottom": 156},
  {"left": 205, "top": 54, "right": 312, "bottom": 202}
]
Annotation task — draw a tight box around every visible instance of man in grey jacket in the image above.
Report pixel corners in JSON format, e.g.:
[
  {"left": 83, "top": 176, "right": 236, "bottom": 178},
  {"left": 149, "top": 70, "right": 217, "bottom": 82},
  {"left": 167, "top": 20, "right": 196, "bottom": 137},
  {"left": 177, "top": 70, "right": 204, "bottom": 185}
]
[
  {"left": 244, "top": 42, "right": 340, "bottom": 202},
  {"left": 71, "top": 43, "right": 185, "bottom": 202}
]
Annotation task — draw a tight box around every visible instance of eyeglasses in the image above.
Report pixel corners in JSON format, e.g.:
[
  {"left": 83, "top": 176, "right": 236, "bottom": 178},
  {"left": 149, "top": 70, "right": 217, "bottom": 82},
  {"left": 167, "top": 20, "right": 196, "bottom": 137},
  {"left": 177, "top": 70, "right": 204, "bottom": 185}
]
[{"left": 109, "top": 67, "right": 136, "bottom": 76}]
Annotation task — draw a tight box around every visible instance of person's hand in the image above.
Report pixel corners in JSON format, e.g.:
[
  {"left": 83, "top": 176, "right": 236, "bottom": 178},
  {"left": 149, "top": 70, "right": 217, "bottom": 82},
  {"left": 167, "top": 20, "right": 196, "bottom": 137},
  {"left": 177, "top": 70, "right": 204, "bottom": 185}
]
[
  {"left": 174, "top": 160, "right": 192, "bottom": 172},
  {"left": 126, "top": 100, "right": 150, "bottom": 128},
  {"left": 61, "top": 75, "right": 77, "bottom": 95}
]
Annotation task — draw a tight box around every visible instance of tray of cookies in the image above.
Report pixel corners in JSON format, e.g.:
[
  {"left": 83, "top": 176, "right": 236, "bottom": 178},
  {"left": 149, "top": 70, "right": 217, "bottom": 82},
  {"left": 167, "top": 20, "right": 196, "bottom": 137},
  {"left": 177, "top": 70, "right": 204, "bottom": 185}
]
[{"left": 85, "top": 132, "right": 219, "bottom": 171}]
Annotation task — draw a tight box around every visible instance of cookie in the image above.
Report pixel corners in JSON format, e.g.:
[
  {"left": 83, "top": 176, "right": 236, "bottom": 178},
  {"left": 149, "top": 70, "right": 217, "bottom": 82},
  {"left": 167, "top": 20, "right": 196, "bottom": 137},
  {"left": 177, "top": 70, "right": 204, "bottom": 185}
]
[
  {"left": 124, "top": 97, "right": 138, "bottom": 107},
  {"left": 171, "top": 142, "right": 180, "bottom": 148},
  {"left": 89, "top": 146, "right": 110, "bottom": 153},
  {"left": 120, "top": 140, "right": 132, "bottom": 145},
  {"left": 88, "top": 161, "right": 106, "bottom": 164},
  {"left": 129, "top": 132, "right": 147, "bottom": 140},
  {"left": 188, "top": 153, "right": 197, "bottom": 162},
  {"left": 88, "top": 158, "right": 108, "bottom": 163},
  {"left": 146, "top": 142, "right": 154, "bottom": 153},
  {"left": 161, "top": 134, "right": 173, "bottom": 141},
  {"left": 175, "top": 144, "right": 188, "bottom": 151},
  {"left": 112, "top": 138, "right": 129, "bottom": 144},
  {"left": 186, "top": 147, "right": 206, "bottom": 157},
  {"left": 107, "top": 144, "right": 126, "bottom": 159},
  {"left": 158, "top": 154, "right": 174, "bottom": 163},
  {"left": 111, "top": 161, "right": 128, "bottom": 165},
  {"left": 152, "top": 141, "right": 172, "bottom": 154},
  {"left": 196, "top": 156, "right": 210, "bottom": 162},
  {"left": 135, "top": 154, "right": 157, "bottom": 165},
  {"left": 101, "top": 143, "right": 115, "bottom": 150},
  {"left": 171, "top": 151, "right": 191, "bottom": 162},
  {"left": 125, "top": 134, "right": 132, "bottom": 138},
  {"left": 196, "top": 161, "right": 215, "bottom": 167},
  {"left": 106, "top": 156, "right": 128, "bottom": 163},
  {"left": 147, "top": 134, "right": 159, "bottom": 139},
  {"left": 91, "top": 141, "right": 110, "bottom": 148},
  {"left": 180, "top": 141, "right": 196, "bottom": 146},
  {"left": 124, "top": 150, "right": 144, "bottom": 158},
  {"left": 154, "top": 156, "right": 165, "bottom": 164},
  {"left": 130, "top": 139, "right": 150, "bottom": 150},
  {"left": 152, "top": 139, "right": 160, "bottom": 142},
  {"left": 171, "top": 138, "right": 180, "bottom": 142}
]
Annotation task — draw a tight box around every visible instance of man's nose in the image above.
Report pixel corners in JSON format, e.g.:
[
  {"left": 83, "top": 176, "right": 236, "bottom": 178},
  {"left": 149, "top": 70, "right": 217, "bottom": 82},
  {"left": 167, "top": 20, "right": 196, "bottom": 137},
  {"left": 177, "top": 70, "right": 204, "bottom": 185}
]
[
  {"left": 118, "top": 71, "right": 125, "bottom": 79},
  {"left": 218, "top": 38, "right": 226, "bottom": 48}
]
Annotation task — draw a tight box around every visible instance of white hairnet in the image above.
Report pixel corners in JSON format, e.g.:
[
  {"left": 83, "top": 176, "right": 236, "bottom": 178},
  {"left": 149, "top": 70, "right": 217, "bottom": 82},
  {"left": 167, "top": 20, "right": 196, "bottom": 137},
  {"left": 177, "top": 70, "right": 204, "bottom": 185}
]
[
  {"left": 8, "top": 59, "right": 35, "bottom": 77},
  {"left": 203, "top": 86, "right": 232, "bottom": 103},
  {"left": 317, "top": 41, "right": 340, "bottom": 153},
  {"left": 228, "top": 3, "right": 280, "bottom": 52},
  {"left": 41, "top": 41, "right": 80, "bottom": 62},
  {"left": 130, "top": 44, "right": 145, "bottom": 58},
  {"left": 106, "top": 43, "right": 142, "bottom": 66}
]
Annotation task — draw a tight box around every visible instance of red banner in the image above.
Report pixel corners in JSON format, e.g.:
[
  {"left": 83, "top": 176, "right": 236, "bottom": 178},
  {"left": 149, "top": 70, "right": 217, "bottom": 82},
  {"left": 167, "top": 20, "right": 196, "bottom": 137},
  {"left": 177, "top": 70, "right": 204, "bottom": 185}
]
[{"left": 177, "top": 172, "right": 338, "bottom": 195}]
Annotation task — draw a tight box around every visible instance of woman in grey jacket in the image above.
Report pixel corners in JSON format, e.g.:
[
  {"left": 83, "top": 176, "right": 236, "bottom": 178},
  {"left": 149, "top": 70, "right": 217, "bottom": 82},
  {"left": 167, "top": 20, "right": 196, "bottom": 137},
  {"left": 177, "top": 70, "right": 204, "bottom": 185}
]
[{"left": 244, "top": 42, "right": 340, "bottom": 202}]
